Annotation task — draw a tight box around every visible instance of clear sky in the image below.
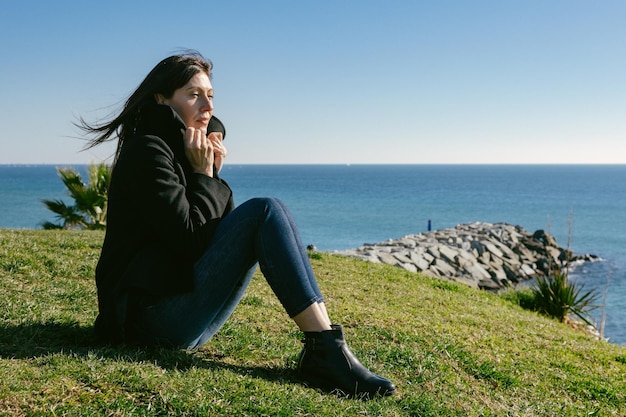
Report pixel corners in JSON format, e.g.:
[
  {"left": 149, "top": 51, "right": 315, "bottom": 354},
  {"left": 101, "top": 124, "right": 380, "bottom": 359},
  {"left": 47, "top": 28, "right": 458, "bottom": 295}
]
[{"left": 1, "top": 0, "right": 625, "bottom": 165}]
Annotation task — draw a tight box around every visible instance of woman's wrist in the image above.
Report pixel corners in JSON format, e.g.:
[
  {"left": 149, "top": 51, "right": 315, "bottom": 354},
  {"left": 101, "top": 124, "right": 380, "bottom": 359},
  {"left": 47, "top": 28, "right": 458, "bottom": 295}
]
[{"left": 195, "top": 169, "right": 213, "bottom": 177}]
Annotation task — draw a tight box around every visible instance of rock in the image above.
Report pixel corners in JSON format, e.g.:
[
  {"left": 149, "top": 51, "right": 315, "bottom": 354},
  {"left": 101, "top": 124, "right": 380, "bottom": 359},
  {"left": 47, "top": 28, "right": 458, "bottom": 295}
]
[
  {"left": 438, "top": 245, "right": 458, "bottom": 264},
  {"left": 427, "top": 246, "right": 440, "bottom": 259},
  {"left": 409, "top": 252, "right": 431, "bottom": 271},
  {"left": 400, "top": 262, "right": 418, "bottom": 273},
  {"left": 377, "top": 252, "right": 398, "bottom": 265},
  {"left": 484, "top": 241, "right": 504, "bottom": 258},
  {"left": 465, "top": 262, "right": 492, "bottom": 281},
  {"left": 422, "top": 251, "right": 435, "bottom": 264},
  {"left": 478, "top": 277, "right": 502, "bottom": 290},
  {"left": 533, "top": 229, "right": 558, "bottom": 247},
  {"left": 456, "top": 249, "right": 475, "bottom": 263},
  {"left": 489, "top": 264, "right": 508, "bottom": 281},
  {"left": 393, "top": 252, "right": 414, "bottom": 265},
  {"left": 334, "top": 222, "right": 596, "bottom": 290},
  {"left": 433, "top": 258, "right": 457, "bottom": 276},
  {"left": 519, "top": 263, "right": 536, "bottom": 277}
]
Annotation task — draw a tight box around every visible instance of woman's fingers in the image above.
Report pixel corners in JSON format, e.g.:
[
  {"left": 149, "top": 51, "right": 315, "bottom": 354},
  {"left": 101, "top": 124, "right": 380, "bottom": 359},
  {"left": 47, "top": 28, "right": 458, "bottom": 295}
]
[
  {"left": 208, "top": 132, "right": 226, "bottom": 174},
  {"left": 185, "top": 128, "right": 210, "bottom": 151},
  {"left": 184, "top": 127, "right": 214, "bottom": 176},
  {"left": 208, "top": 132, "right": 226, "bottom": 158},
  {"left": 182, "top": 127, "right": 228, "bottom": 176}
]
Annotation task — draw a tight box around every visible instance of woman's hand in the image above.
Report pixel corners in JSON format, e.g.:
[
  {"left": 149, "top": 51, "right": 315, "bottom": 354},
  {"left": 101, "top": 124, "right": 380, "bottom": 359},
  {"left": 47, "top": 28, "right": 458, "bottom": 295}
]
[
  {"left": 209, "top": 131, "right": 227, "bottom": 174},
  {"left": 184, "top": 127, "right": 214, "bottom": 177}
]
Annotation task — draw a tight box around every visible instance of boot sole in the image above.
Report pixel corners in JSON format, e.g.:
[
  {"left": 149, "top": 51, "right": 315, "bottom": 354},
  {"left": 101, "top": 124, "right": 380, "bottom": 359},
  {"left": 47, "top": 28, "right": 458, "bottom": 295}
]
[{"left": 300, "top": 372, "right": 397, "bottom": 399}]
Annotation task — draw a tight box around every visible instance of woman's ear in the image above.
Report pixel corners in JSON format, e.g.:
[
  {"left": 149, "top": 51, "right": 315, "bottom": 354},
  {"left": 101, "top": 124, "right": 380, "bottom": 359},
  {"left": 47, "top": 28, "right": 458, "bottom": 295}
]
[{"left": 154, "top": 93, "right": 166, "bottom": 104}]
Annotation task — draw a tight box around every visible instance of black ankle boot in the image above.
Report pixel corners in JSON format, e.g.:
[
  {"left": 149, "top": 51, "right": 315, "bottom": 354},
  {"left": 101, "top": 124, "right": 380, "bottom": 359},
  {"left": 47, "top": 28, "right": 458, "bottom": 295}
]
[{"left": 297, "top": 325, "right": 396, "bottom": 398}]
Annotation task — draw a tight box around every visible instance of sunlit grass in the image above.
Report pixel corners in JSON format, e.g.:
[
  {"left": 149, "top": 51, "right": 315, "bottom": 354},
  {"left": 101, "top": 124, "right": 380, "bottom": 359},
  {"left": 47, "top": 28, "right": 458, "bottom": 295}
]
[{"left": 0, "top": 229, "right": 625, "bottom": 416}]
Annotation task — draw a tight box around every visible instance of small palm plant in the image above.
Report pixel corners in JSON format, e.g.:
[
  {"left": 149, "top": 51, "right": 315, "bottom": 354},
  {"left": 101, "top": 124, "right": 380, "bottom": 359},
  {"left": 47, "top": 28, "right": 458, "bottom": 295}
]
[
  {"left": 41, "top": 163, "right": 111, "bottom": 230},
  {"left": 532, "top": 271, "right": 599, "bottom": 326}
]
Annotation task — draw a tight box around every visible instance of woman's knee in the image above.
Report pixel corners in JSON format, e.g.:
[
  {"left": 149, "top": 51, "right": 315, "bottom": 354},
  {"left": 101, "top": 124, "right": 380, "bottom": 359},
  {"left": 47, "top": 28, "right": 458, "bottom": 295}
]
[
  {"left": 241, "top": 197, "right": 285, "bottom": 218},
  {"left": 248, "top": 196, "right": 283, "bottom": 209}
]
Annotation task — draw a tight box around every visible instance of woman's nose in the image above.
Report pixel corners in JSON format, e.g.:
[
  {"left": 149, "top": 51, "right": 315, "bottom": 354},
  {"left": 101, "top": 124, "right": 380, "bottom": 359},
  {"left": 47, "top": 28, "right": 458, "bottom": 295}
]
[{"left": 201, "top": 96, "right": 214, "bottom": 111}]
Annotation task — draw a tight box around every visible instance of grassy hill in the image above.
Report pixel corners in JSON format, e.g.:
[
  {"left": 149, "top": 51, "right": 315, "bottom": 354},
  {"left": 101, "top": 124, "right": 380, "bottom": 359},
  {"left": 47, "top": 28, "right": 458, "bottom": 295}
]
[{"left": 0, "top": 229, "right": 624, "bottom": 416}]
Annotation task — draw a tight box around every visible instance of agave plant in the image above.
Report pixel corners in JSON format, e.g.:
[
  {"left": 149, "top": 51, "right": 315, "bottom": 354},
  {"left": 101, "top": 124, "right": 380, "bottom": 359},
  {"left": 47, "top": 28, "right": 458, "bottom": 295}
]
[
  {"left": 41, "top": 163, "right": 111, "bottom": 230},
  {"left": 532, "top": 271, "right": 599, "bottom": 326}
]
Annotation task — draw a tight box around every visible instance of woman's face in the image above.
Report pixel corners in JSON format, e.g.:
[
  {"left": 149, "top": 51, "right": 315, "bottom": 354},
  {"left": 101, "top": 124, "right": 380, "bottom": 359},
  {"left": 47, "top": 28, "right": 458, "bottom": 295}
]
[{"left": 158, "top": 71, "right": 214, "bottom": 130}]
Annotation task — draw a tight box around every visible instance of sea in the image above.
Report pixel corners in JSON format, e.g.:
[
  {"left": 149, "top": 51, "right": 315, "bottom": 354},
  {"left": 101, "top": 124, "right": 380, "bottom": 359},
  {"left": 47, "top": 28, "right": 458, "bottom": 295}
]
[{"left": 1, "top": 164, "right": 624, "bottom": 346}]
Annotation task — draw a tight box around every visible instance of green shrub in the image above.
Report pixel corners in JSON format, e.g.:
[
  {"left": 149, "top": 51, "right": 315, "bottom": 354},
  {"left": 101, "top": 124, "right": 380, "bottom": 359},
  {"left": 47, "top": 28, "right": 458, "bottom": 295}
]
[
  {"left": 532, "top": 271, "right": 599, "bottom": 325},
  {"left": 41, "top": 163, "right": 111, "bottom": 230}
]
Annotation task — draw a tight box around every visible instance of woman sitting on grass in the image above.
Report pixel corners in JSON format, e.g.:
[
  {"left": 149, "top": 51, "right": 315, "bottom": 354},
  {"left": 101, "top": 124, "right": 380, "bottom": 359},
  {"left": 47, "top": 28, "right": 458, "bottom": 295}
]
[{"left": 81, "top": 51, "right": 395, "bottom": 398}]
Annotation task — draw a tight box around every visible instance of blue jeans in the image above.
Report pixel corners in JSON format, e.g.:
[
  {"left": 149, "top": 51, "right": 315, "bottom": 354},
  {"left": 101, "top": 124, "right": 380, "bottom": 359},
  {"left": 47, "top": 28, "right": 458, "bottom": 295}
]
[{"left": 126, "top": 197, "right": 325, "bottom": 349}]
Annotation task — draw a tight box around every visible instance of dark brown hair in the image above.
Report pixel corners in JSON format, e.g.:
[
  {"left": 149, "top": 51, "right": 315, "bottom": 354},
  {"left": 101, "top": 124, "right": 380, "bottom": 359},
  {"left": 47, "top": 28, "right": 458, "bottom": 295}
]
[{"left": 80, "top": 51, "right": 213, "bottom": 162}]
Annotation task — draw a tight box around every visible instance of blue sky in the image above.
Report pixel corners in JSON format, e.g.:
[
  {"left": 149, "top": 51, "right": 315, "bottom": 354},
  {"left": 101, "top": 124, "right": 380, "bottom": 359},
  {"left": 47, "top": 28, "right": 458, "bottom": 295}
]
[{"left": 1, "top": 0, "right": 625, "bottom": 164}]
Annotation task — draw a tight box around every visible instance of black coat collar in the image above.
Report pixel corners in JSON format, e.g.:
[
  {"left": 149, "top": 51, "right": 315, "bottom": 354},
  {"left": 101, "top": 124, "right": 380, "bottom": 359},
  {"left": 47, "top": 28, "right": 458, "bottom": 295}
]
[
  {"left": 136, "top": 102, "right": 187, "bottom": 156},
  {"left": 135, "top": 102, "right": 226, "bottom": 153}
]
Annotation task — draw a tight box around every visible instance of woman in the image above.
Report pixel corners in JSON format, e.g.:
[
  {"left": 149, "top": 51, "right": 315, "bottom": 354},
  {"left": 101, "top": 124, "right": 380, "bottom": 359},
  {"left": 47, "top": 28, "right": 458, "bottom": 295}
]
[{"left": 83, "top": 51, "right": 395, "bottom": 398}]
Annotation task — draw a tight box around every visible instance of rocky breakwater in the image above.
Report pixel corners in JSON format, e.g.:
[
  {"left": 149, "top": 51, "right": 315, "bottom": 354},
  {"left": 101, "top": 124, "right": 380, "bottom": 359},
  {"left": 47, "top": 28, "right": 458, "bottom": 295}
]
[{"left": 335, "top": 222, "right": 598, "bottom": 290}]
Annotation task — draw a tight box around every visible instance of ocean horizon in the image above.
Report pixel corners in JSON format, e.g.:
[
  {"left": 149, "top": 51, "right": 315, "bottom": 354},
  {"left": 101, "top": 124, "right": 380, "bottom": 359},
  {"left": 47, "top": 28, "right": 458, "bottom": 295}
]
[{"left": 1, "top": 163, "right": 624, "bottom": 345}]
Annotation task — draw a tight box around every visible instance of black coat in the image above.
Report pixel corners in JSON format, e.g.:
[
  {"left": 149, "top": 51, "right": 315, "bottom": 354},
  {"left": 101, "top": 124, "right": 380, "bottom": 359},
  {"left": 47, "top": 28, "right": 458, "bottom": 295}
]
[{"left": 94, "top": 102, "right": 234, "bottom": 343}]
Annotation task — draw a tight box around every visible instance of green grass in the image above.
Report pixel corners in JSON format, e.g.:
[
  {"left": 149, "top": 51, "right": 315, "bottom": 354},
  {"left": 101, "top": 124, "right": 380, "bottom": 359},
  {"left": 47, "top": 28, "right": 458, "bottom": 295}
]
[{"left": 1, "top": 229, "right": 625, "bottom": 416}]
